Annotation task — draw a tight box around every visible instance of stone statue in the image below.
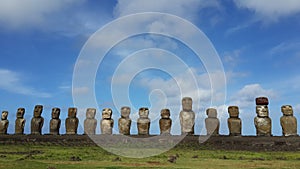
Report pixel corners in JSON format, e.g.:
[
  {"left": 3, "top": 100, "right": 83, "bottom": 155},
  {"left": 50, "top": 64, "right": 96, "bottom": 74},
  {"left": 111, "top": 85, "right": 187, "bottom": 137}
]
[
  {"left": 137, "top": 107, "right": 150, "bottom": 135},
  {"left": 118, "top": 106, "right": 131, "bottom": 135},
  {"left": 49, "top": 108, "right": 61, "bottom": 135},
  {"left": 159, "top": 109, "right": 172, "bottom": 135},
  {"left": 65, "top": 107, "right": 79, "bottom": 135},
  {"left": 179, "top": 97, "right": 195, "bottom": 135},
  {"left": 227, "top": 106, "right": 242, "bottom": 136},
  {"left": 100, "top": 108, "right": 114, "bottom": 134},
  {"left": 0, "top": 111, "right": 9, "bottom": 134},
  {"left": 280, "top": 105, "right": 297, "bottom": 136},
  {"left": 205, "top": 108, "right": 219, "bottom": 136},
  {"left": 254, "top": 97, "right": 272, "bottom": 136},
  {"left": 84, "top": 108, "right": 97, "bottom": 135},
  {"left": 15, "top": 108, "right": 26, "bottom": 135},
  {"left": 30, "top": 105, "right": 44, "bottom": 135}
]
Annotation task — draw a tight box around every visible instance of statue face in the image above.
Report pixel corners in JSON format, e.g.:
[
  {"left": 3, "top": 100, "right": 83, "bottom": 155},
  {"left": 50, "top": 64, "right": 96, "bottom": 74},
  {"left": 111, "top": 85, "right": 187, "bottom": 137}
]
[
  {"left": 1, "top": 111, "right": 8, "bottom": 120},
  {"left": 160, "top": 109, "right": 170, "bottom": 118},
  {"left": 121, "top": 107, "right": 130, "bottom": 118},
  {"left": 281, "top": 105, "right": 293, "bottom": 116},
  {"left": 52, "top": 108, "right": 60, "bottom": 119},
  {"left": 256, "top": 105, "right": 269, "bottom": 117},
  {"left": 139, "top": 107, "right": 149, "bottom": 118},
  {"left": 86, "top": 108, "right": 96, "bottom": 119},
  {"left": 102, "top": 108, "right": 112, "bottom": 119},
  {"left": 68, "top": 108, "right": 77, "bottom": 118},
  {"left": 206, "top": 108, "right": 217, "bottom": 118},
  {"left": 34, "top": 105, "right": 43, "bottom": 118},
  {"left": 182, "top": 97, "right": 192, "bottom": 111},
  {"left": 17, "top": 108, "right": 25, "bottom": 118},
  {"left": 228, "top": 106, "right": 239, "bottom": 118}
]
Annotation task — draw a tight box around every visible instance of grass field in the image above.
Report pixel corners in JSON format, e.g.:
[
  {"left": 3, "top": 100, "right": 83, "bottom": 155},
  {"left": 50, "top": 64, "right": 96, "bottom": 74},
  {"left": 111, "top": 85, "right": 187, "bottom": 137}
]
[{"left": 0, "top": 145, "right": 300, "bottom": 169}]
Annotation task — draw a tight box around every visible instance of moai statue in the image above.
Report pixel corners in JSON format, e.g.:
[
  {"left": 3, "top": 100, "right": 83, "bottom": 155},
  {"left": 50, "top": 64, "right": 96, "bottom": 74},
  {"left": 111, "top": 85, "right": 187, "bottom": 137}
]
[
  {"left": 280, "top": 105, "right": 297, "bottom": 136},
  {"left": 205, "top": 108, "right": 220, "bottom": 136},
  {"left": 100, "top": 108, "right": 114, "bottom": 134},
  {"left": 159, "top": 109, "right": 172, "bottom": 135},
  {"left": 118, "top": 106, "right": 131, "bottom": 135},
  {"left": 49, "top": 108, "right": 61, "bottom": 135},
  {"left": 137, "top": 107, "right": 150, "bottom": 135},
  {"left": 15, "top": 108, "right": 26, "bottom": 135},
  {"left": 31, "top": 105, "right": 44, "bottom": 135},
  {"left": 0, "top": 111, "right": 9, "bottom": 134},
  {"left": 65, "top": 107, "right": 79, "bottom": 135},
  {"left": 227, "top": 106, "right": 242, "bottom": 136},
  {"left": 179, "top": 97, "right": 195, "bottom": 135},
  {"left": 84, "top": 108, "right": 97, "bottom": 135},
  {"left": 254, "top": 97, "right": 272, "bottom": 136}
]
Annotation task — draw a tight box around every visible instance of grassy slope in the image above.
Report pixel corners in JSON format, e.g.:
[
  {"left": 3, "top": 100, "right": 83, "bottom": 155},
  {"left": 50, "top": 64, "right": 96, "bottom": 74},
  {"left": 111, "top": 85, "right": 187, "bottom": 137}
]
[{"left": 0, "top": 145, "right": 300, "bottom": 169}]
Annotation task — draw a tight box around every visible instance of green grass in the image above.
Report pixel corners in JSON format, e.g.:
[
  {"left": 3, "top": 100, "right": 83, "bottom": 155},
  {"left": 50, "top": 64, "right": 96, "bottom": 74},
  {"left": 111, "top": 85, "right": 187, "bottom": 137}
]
[{"left": 0, "top": 145, "right": 300, "bottom": 169}]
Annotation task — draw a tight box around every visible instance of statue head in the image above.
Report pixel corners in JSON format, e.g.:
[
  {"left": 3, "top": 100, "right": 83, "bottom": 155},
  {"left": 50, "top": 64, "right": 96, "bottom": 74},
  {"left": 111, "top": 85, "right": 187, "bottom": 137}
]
[
  {"left": 86, "top": 108, "right": 96, "bottom": 119},
  {"left": 206, "top": 108, "right": 217, "bottom": 118},
  {"left": 256, "top": 97, "right": 269, "bottom": 105},
  {"left": 34, "top": 105, "right": 43, "bottom": 118},
  {"left": 1, "top": 111, "right": 8, "bottom": 120},
  {"left": 121, "top": 106, "right": 130, "bottom": 118},
  {"left": 160, "top": 109, "right": 170, "bottom": 118},
  {"left": 51, "top": 108, "right": 60, "bottom": 119},
  {"left": 139, "top": 107, "right": 149, "bottom": 118},
  {"left": 102, "top": 108, "right": 112, "bottom": 119},
  {"left": 228, "top": 106, "right": 239, "bottom": 118},
  {"left": 281, "top": 105, "right": 293, "bottom": 116},
  {"left": 256, "top": 105, "right": 269, "bottom": 117},
  {"left": 68, "top": 107, "right": 77, "bottom": 118},
  {"left": 182, "top": 97, "right": 192, "bottom": 111},
  {"left": 17, "top": 108, "right": 25, "bottom": 118}
]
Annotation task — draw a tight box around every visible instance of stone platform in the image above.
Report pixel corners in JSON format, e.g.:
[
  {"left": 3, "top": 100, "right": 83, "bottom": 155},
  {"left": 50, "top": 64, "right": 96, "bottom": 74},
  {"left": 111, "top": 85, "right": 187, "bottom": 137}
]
[{"left": 0, "top": 135, "right": 300, "bottom": 152}]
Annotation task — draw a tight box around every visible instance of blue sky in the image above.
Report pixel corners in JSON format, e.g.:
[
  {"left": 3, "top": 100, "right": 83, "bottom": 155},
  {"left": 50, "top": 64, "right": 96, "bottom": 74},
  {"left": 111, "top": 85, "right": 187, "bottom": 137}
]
[{"left": 0, "top": 0, "right": 300, "bottom": 136}]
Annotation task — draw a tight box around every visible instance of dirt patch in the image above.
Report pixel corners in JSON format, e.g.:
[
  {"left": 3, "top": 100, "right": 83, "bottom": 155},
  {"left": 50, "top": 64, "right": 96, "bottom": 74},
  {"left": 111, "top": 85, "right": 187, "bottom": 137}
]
[{"left": 147, "top": 161, "right": 162, "bottom": 165}]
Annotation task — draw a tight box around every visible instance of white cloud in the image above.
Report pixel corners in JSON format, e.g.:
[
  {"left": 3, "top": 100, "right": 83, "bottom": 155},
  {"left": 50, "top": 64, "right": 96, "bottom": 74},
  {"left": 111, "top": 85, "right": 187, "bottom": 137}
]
[
  {"left": 230, "top": 84, "right": 277, "bottom": 109},
  {"left": 0, "top": 69, "right": 51, "bottom": 98},
  {"left": 234, "top": 0, "right": 300, "bottom": 22},
  {"left": 294, "top": 104, "right": 300, "bottom": 114},
  {"left": 110, "top": 35, "right": 179, "bottom": 58},
  {"left": 136, "top": 68, "right": 226, "bottom": 111},
  {"left": 73, "top": 86, "right": 90, "bottom": 95},
  {"left": 269, "top": 42, "right": 300, "bottom": 55},
  {"left": 114, "top": 0, "right": 220, "bottom": 20},
  {"left": 0, "top": 0, "right": 81, "bottom": 28},
  {"left": 223, "top": 49, "right": 243, "bottom": 67},
  {"left": 0, "top": 0, "right": 110, "bottom": 37}
]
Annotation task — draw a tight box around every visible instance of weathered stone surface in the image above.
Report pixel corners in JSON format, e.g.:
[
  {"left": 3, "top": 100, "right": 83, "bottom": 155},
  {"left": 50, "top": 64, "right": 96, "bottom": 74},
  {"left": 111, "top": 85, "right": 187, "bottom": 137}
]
[
  {"left": 101, "top": 108, "right": 113, "bottom": 134},
  {"left": 280, "top": 105, "right": 297, "bottom": 136},
  {"left": 49, "top": 108, "right": 61, "bottom": 135},
  {"left": 0, "top": 111, "right": 9, "bottom": 134},
  {"left": 15, "top": 108, "right": 26, "bottom": 135},
  {"left": 65, "top": 108, "right": 79, "bottom": 135},
  {"left": 84, "top": 108, "right": 97, "bottom": 135},
  {"left": 31, "top": 105, "right": 44, "bottom": 135},
  {"left": 228, "top": 106, "right": 242, "bottom": 136},
  {"left": 159, "top": 109, "right": 172, "bottom": 135},
  {"left": 205, "top": 108, "right": 219, "bottom": 136},
  {"left": 1, "top": 135, "right": 300, "bottom": 152},
  {"left": 256, "top": 97, "right": 269, "bottom": 105},
  {"left": 118, "top": 107, "right": 131, "bottom": 135},
  {"left": 137, "top": 107, "right": 150, "bottom": 135},
  {"left": 179, "top": 97, "right": 195, "bottom": 135},
  {"left": 254, "top": 105, "right": 272, "bottom": 136}
]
